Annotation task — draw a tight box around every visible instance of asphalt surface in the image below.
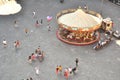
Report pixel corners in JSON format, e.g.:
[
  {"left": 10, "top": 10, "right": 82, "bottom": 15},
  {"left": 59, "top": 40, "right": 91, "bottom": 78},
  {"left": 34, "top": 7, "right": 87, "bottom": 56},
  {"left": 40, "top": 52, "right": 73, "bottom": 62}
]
[{"left": 0, "top": 0, "right": 120, "bottom": 80}]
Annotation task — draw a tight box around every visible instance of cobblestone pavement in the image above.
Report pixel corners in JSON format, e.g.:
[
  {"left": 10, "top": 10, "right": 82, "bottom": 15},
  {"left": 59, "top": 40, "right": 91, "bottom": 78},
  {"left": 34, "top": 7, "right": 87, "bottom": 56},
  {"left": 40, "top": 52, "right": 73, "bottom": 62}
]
[{"left": 0, "top": 0, "right": 120, "bottom": 80}]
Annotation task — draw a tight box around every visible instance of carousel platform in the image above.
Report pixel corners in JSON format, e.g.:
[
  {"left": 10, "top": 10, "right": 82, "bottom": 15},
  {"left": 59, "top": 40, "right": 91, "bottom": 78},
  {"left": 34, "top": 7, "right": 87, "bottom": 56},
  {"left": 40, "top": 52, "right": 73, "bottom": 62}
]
[{"left": 56, "top": 30, "right": 100, "bottom": 46}]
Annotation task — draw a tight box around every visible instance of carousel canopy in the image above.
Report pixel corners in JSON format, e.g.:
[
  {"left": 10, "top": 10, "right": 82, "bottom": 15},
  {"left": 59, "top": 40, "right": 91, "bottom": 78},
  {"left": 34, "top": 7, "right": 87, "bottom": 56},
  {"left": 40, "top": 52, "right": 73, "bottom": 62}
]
[
  {"left": 0, "top": 0, "right": 22, "bottom": 15},
  {"left": 58, "top": 9, "right": 102, "bottom": 30}
]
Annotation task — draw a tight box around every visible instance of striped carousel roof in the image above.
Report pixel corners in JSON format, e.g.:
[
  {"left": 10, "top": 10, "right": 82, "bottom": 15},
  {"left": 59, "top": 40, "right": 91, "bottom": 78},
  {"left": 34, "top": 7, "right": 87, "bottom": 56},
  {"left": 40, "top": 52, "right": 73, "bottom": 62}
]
[{"left": 58, "top": 9, "right": 102, "bottom": 31}]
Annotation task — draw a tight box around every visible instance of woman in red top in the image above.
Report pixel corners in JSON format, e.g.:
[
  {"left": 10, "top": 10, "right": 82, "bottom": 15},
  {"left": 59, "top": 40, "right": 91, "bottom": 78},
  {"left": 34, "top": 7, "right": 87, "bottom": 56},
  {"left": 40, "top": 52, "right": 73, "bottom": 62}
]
[
  {"left": 31, "top": 53, "right": 36, "bottom": 61},
  {"left": 56, "top": 65, "right": 59, "bottom": 75},
  {"left": 64, "top": 69, "right": 69, "bottom": 80},
  {"left": 14, "top": 40, "right": 20, "bottom": 48}
]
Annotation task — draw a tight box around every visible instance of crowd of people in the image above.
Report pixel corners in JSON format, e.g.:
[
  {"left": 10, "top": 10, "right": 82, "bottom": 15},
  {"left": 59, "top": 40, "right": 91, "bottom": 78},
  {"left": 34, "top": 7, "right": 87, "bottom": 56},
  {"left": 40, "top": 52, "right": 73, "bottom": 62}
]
[
  {"left": 55, "top": 58, "right": 79, "bottom": 80},
  {"left": 28, "top": 46, "right": 44, "bottom": 63},
  {"left": 1, "top": 3, "right": 81, "bottom": 79}
]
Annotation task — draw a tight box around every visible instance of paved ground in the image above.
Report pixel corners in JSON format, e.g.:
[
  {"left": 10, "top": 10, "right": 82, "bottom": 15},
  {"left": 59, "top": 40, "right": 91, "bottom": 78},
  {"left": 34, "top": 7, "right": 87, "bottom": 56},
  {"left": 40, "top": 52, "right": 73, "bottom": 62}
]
[{"left": 0, "top": 0, "right": 120, "bottom": 80}]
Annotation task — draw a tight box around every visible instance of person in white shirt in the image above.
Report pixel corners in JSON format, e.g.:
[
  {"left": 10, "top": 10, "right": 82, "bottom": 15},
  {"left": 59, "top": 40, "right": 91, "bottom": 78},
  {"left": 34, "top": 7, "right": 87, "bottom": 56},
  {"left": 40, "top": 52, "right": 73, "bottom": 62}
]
[
  {"left": 32, "top": 11, "right": 36, "bottom": 17},
  {"left": 2, "top": 39, "right": 7, "bottom": 48},
  {"left": 35, "top": 66, "right": 39, "bottom": 75}
]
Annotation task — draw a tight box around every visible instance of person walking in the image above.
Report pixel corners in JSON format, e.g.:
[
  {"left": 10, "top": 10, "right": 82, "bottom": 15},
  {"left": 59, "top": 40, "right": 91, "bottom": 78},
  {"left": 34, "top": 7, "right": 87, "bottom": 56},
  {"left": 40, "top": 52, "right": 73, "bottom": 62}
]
[{"left": 2, "top": 39, "right": 7, "bottom": 48}]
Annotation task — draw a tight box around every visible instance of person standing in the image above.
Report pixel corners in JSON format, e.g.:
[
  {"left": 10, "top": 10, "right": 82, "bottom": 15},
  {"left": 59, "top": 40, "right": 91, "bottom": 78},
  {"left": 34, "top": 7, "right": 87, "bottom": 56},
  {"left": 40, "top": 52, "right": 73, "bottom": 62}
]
[
  {"left": 28, "top": 56, "right": 32, "bottom": 63},
  {"left": 31, "top": 53, "right": 36, "bottom": 61},
  {"left": 68, "top": 67, "right": 72, "bottom": 74},
  {"left": 56, "top": 65, "right": 59, "bottom": 75},
  {"left": 14, "top": 40, "right": 20, "bottom": 48},
  {"left": 35, "top": 20, "right": 39, "bottom": 27},
  {"left": 58, "top": 65, "right": 62, "bottom": 73},
  {"left": 60, "top": 0, "right": 64, "bottom": 3},
  {"left": 75, "top": 58, "right": 79, "bottom": 67},
  {"left": 24, "top": 28, "right": 29, "bottom": 34},
  {"left": 35, "top": 47, "right": 41, "bottom": 54},
  {"left": 14, "top": 20, "right": 18, "bottom": 27},
  {"left": 32, "top": 11, "right": 36, "bottom": 17},
  {"left": 48, "top": 25, "right": 51, "bottom": 31},
  {"left": 72, "top": 67, "right": 77, "bottom": 74},
  {"left": 35, "top": 66, "right": 39, "bottom": 75},
  {"left": 2, "top": 39, "right": 7, "bottom": 48},
  {"left": 84, "top": 5, "right": 88, "bottom": 10},
  {"left": 64, "top": 68, "right": 69, "bottom": 80},
  {"left": 40, "top": 19, "right": 43, "bottom": 25},
  {"left": 29, "top": 77, "right": 33, "bottom": 80}
]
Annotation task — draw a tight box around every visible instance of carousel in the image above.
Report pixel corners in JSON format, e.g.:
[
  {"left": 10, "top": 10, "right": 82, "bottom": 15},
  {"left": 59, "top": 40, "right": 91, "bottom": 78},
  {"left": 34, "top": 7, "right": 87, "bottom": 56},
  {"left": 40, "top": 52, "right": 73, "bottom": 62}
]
[
  {"left": 0, "top": 0, "right": 22, "bottom": 15},
  {"left": 56, "top": 8, "right": 103, "bottom": 45}
]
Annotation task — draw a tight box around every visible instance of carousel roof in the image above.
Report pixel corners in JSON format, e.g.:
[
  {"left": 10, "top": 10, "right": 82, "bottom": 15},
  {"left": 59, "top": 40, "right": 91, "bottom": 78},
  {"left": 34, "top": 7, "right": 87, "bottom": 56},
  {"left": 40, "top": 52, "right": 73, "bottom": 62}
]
[
  {"left": 0, "top": 1, "right": 22, "bottom": 15},
  {"left": 58, "top": 9, "right": 102, "bottom": 30}
]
